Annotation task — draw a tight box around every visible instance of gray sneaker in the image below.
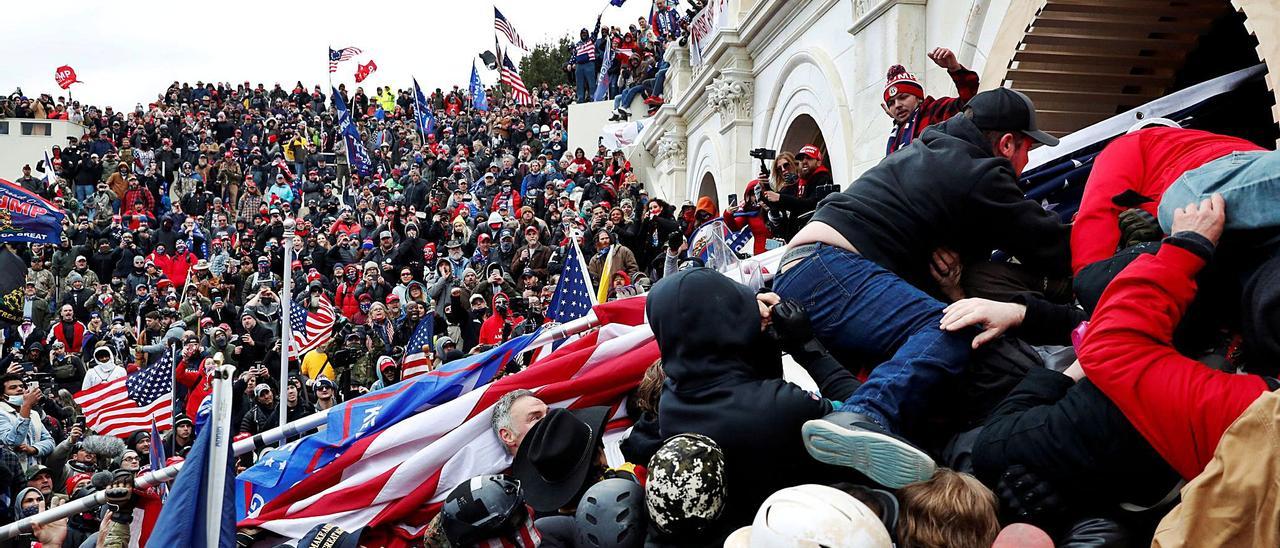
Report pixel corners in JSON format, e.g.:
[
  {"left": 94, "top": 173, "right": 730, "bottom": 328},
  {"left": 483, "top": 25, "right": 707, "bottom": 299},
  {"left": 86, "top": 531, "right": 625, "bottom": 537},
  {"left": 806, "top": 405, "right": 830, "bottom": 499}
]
[{"left": 802, "top": 412, "right": 936, "bottom": 488}]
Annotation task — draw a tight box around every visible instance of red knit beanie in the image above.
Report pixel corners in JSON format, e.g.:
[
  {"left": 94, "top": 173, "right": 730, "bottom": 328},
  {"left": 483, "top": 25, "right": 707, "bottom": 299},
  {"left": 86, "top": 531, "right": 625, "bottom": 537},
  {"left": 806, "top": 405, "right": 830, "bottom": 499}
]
[{"left": 884, "top": 65, "right": 924, "bottom": 104}]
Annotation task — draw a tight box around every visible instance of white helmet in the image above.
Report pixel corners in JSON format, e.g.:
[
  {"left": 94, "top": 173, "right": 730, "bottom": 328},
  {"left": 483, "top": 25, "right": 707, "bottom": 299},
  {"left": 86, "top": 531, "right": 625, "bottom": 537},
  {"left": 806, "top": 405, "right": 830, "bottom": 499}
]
[{"left": 723, "top": 484, "right": 892, "bottom": 548}]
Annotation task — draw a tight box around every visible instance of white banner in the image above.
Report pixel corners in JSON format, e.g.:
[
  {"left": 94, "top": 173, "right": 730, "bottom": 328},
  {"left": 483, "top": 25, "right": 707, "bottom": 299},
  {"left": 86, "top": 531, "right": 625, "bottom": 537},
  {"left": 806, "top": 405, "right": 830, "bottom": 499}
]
[
  {"left": 600, "top": 117, "right": 650, "bottom": 150},
  {"left": 688, "top": 0, "right": 731, "bottom": 66}
]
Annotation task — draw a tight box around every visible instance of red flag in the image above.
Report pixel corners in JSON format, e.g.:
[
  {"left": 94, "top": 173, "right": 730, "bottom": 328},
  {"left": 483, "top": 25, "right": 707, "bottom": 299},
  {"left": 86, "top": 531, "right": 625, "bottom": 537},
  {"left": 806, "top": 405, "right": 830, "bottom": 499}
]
[
  {"left": 54, "top": 65, "right": 82, "bottom": 89},
  {"left": 355, "top": 60, "right": 378, "bottom": 83}
]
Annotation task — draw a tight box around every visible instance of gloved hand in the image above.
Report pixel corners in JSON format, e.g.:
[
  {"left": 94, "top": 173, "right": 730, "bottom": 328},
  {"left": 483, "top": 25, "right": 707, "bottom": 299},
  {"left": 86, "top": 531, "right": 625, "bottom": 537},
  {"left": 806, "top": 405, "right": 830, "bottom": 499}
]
[
  {"left": 1117, "top": 208, "right": 1162, "bottom": 250},
  {"left": 996, "top": 464, "right": 1067, "bottom": 532},
  {"left": 769, "top": 299, "right": 822, "bottom": 356}
]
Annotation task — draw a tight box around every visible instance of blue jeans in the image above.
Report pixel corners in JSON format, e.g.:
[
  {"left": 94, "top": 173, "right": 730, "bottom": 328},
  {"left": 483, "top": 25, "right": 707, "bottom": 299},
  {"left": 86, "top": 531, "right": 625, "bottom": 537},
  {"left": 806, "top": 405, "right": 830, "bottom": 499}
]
[
  {"left": 74, "top": 184, "right": 93, "bottom": 204},
  {"left": 613, "top": 85, "right": 646, "bottom": 110},
  {"left": 575, "top": 63, "right": 597, "bottom": 102},
  {"left": 773, "top": 244, "right": 971, "bottom": 434},
  {"left": 651, "top": 63, "right": 670, "bottom": 96},
  {"left": 1158, "top": 150, "right": 1280, "bottom": 232}
]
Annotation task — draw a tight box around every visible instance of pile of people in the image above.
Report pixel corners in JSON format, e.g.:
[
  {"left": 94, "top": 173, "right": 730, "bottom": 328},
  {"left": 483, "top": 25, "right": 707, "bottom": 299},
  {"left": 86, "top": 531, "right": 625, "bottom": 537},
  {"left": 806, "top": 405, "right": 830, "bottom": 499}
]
[{"left": 2, "top": 28, "right": 1278, "bottom": 548}]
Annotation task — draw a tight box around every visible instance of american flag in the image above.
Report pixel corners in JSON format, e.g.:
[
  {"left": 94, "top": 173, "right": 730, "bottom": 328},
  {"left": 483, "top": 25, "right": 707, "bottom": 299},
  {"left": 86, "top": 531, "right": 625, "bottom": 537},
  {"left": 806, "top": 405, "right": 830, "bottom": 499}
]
[
  {"left": 290, "top": 294, "right": 336, "bottom": 358},
  {"left": 547, "top": 241, "right": 597, "bottom": 323},
  {"left": 576, "top": 41, "right": 596, "bottom": 61},
  {"left": 74, "top": 353, "right": 174, "bottom": 438},
  {"left": 499, "top": 51, "right": 533, "bottom": 106},
  {"left": 400, "top": 315, "right": 436, "bottom": 379},
  {"left": 238, "top": 298, "right": 654, "bottom": 546},
  {"left": 494, "top": 7, "right": 527, "bottom": 51},
  {"left": 329, "top": 46, "right": 362, "bottom": 73}
]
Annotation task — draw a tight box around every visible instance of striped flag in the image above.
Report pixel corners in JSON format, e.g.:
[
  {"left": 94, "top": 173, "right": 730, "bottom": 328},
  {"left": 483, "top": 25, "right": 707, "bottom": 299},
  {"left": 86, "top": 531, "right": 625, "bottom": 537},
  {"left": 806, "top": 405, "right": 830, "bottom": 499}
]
[
  {"left": 289, "top": 294, "right": 336, "bottom": 358},
  {"left": 74, "top": 353, "right": 174, "bottom": 438},
  {"left": 547, "top": 241, "right": 596, "bottom": 323},
  {"left": 494, "top": 7, "right": 527, "bottom": 51},
  {"left": 400, "top": 315, "right": 436, "bottom": 379},
  {"left": 149, "top": 420, "right": 169, "bottom": 501},
  {"left": 238, "top": 299, "right": 654, "bottom": 546},
  {"left": 499, "top": 51, "right": 533, "bottom": 106},
  {"left": 235, "top": 332, "right": 541, "bottom": 528},
  {"left": 329, "top": 47, "right": 362, "bottom": 73}
]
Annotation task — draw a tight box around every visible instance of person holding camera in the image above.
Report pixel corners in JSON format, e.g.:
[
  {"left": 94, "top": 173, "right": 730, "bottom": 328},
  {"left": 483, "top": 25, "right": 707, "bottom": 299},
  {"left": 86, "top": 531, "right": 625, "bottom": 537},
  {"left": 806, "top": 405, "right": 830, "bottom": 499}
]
[
  {"left": 0, "top": 373, "right": 55, "bottom": 470},
  {"left": 722, "top": 179, "right": 773, "bottom": 256},
  {"left": 761, "top": 145, "right": 836, "bottom": 241}
]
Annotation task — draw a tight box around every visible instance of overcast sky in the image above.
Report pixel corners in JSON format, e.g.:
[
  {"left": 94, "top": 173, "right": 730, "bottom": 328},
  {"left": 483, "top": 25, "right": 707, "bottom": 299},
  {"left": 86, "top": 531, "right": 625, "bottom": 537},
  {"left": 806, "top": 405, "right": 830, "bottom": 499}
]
[{"left": 7, "top": 0, "right": 651, "bottom": 111}]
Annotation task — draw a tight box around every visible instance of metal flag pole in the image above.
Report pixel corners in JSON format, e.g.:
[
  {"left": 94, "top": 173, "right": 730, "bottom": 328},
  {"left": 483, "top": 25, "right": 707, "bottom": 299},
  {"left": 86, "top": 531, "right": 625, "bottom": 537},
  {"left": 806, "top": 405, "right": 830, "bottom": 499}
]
[
  {"left": 0, "top": 309, "right": 607, "bottom": 540},
  {"left": 279, "top": 218, "right": 295, "bottom": 440},
  {"left": 205, "top": 352, "right": 234, "bottom": 547}
]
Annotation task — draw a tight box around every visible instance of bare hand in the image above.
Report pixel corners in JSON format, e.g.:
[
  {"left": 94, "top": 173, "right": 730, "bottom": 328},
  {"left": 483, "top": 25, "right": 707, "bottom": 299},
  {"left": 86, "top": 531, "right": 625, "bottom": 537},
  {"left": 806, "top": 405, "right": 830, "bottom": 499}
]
[
  {"left": 940, "top": 298, "right": 1027, "bottom": 349},
  {"left": 763, "top": 191, "right": 780, "bottom": 202},
  {"left": 756, "top": 292, "right": 781, "bottom": 329},
  {"left": 929, "top": 248, "right": 964, "bottom": 302},
  {"left": 928, "top": 47, "right": 962, "bottom": 71},
  {"left": 1169, "top": 193, "right": 1225, "bottom": 246},
  {"left": 1063, "top": 360, "right": 1086, "bottom": 382},
  {"left": 22, "top": 386, "right": 42, "bottom": 410},
  {"left": 6, "top": 363, "right": 22, "bottom": 375}
]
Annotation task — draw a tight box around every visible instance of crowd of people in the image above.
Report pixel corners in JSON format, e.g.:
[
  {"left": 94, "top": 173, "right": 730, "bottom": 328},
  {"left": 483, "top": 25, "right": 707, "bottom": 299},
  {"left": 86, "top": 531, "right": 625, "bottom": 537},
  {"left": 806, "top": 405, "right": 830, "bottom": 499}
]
[{"left": 1, "top": 9, "right": 1278, "bottom": 547}]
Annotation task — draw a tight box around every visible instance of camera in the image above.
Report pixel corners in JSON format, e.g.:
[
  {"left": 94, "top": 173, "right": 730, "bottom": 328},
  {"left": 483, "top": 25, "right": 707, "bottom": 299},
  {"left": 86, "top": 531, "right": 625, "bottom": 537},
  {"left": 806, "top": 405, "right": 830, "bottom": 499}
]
[{"left": 749, "top": 148, "right": 776, "bottom": 161}]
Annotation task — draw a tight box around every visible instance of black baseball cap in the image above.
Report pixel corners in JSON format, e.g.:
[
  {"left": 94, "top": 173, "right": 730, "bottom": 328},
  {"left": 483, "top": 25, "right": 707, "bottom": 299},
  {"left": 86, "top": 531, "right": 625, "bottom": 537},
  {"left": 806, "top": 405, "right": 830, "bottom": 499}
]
[{"left": 965, "top": 88, "right": 1059, "bottom": 147}]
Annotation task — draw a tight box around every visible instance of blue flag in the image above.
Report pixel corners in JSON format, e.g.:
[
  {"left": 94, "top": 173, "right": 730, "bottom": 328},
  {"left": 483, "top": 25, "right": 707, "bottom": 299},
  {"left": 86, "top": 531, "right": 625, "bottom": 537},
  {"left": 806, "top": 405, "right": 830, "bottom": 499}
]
[
  {"left": 234, "top": 332, "right": 539, "bottom": 520},
  {"left": 413, "top": 78, "right": 435, "bottom": 137},
  {"left": 470, "top": 62, "right": 488, "bottom": 111},
  {"left": 332, "top": 87, "right": 373, "bottom": 177},
  {"left": 0, "top": 179, "right": 65, "bottom": 244},
  {"left": 149, "top": 420, "right": 169, "bottom": 501},
  {"left": 593, "top": 37, "right": 613, "bottom": 102},
  {"left": 610, "top": 0, "right": 628, "bottom": 5},
  {"left": 149, "top": 416, "right": 236, "bottom": 548}
]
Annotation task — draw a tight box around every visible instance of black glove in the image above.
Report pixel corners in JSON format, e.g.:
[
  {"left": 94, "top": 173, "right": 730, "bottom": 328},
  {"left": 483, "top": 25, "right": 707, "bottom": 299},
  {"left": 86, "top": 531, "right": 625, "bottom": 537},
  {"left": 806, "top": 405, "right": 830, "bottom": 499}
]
[
  {"left": 1059, "top": 517, "right": 1132, "bottom": 548},
  {"left": 769, "top": 299, "right": 824, "bottom": 356},
  {"left": 1117, "top": 208, "right": 1161, "bottom": 250},
  {"left": 996, "top": 464, "right": 1067, "bottom": 532}
]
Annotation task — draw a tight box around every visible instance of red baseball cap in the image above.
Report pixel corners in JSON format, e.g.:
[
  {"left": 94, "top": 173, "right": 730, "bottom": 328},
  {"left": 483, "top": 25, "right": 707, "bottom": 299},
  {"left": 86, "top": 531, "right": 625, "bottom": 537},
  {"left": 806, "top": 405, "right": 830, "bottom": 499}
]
[{"left": 797, "top": 145, "right": 823, "bottom": 162}]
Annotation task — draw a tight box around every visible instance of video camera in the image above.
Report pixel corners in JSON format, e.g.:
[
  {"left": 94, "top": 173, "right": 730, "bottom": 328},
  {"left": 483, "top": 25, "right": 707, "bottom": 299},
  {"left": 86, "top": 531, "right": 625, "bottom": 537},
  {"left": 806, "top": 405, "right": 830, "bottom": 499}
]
[{"left": 749, "top": 148, "right": 776, "bottom": 180}]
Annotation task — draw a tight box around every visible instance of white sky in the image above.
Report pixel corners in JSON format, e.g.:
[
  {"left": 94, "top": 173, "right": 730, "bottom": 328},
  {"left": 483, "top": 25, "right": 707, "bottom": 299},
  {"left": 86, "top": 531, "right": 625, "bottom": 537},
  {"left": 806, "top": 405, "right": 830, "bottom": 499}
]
[{"left": 6, "top": 0, "right": 652, "bottom": 111}]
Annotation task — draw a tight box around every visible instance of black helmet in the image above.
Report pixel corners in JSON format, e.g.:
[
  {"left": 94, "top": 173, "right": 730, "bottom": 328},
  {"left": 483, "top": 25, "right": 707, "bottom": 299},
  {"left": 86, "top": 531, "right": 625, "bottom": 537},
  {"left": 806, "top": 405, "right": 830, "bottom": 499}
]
[
  {"left": 574, "top": 478, "right": 646, "bottom": 548},
  {"left": 441, "top": 474, "right": 528, "bottom": 545}
]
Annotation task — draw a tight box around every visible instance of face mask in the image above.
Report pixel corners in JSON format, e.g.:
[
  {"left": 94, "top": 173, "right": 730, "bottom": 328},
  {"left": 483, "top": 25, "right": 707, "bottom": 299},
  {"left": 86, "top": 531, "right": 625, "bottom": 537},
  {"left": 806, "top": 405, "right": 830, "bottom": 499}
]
[
  {"left": 20, "top": 506, "right": 40, "bottom": 519},
  {"left": 496, "top": 303, "right": 508, "bottom": 315},
  {"left": 7, "top": 395, "right": 23, "bottom": 407}
]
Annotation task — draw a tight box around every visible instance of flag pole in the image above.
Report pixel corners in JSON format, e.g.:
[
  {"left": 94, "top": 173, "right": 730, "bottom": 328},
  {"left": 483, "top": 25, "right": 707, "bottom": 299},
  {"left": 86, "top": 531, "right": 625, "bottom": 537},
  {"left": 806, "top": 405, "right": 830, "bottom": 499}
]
[
  {"left": 279, "top": 219, "right": 295, "bottom": 440},
  {"left": 204, "top": 352, "right": 234, "bottom": 547}
]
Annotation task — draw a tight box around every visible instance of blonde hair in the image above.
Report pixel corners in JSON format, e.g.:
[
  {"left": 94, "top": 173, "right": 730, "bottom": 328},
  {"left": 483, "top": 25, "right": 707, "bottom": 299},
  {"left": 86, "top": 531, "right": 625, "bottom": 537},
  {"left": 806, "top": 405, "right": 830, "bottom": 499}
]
[
  {"left": 771, "top": 151, "right": 798, "bottom": 189},
  {"left": 896, "top": 469, "right": 999, "bottom": 548}
]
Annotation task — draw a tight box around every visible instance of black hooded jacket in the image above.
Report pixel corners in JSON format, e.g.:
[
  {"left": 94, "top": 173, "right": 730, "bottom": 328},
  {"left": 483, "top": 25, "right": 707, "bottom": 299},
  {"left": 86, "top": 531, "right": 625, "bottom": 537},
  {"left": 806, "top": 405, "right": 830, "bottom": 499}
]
[
  {"left": 650, "top": 268, "right": 859, "bottom": 530},
  {"left": 810, "top": 115, "right": 1070, "bottom": 292}
]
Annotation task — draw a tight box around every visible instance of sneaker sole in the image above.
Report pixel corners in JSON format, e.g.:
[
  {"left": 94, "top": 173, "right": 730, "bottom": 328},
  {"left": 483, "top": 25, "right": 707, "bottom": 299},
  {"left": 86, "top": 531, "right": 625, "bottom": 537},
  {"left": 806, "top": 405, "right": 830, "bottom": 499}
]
[{"left": 802, "top": 418, "right": 936, "bottom": 488}]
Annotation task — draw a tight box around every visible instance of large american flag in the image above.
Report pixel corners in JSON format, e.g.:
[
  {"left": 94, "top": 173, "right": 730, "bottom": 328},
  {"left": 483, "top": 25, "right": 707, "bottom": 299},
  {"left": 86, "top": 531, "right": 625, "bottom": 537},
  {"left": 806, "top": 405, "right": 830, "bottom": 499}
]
[
  {"left": 493, "top": 7, "right": 527, "bottom": 51},
  {"left": 547, "top": 241, "right": 597, "bottom": 323},
  {"left": 329, "top": 46, "right": 362, "bottom": 73},
  {"left": 499, "top": 51, "right": 533, "bottom": 106},
  {"left": 74, "top": 353, "right": 174, "bottom": 438},
  {"left": 400, "top": 315, "right": 436, "bottom": 379},
  {"left": 289, "top": 294, "right": 336, "bottom": 358},
  {"left": 239, "top": 298, "right": 653, "bottom": 546}
]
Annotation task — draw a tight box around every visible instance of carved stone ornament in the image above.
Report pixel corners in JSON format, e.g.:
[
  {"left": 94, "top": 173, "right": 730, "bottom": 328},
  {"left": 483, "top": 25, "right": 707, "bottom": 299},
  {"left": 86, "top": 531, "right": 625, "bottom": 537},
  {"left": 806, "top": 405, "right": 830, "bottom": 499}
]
[
  {"left": 706, "top": 76, "right": 753, "bottom": 118},
  {"left": 656, "top": 131, "right": 687, "bottom": 165}
]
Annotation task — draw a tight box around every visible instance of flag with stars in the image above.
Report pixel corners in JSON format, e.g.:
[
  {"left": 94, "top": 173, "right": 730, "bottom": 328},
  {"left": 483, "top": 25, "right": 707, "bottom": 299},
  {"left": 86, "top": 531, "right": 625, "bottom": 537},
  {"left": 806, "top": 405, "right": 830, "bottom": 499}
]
[
  {"left": 235, "top": 332, "right": 539, "bottom": 522},
  {"left": 401, "top": 315, "right": 436, "bottom": 379},
  {"left": 289, "top": 294, "right": 335, "bottom": 358},
  {"left": 74, "top": 353, "right": 174, "bottom": 438},
  {"left": 547, "top": 241, "right": 597, "bottom": 323}
]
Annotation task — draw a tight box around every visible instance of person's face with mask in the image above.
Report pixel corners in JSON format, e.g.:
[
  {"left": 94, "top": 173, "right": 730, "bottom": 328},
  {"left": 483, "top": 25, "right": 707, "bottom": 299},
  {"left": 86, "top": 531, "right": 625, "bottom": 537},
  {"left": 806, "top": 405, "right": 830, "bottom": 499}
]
[
  {"left": 212, "top": 330, "right": 228, "bottom": 348},
  {"left": 20, "top": 489, "right": 42, "bottom": 514},
  {"left": 3, "top": 380, "right": 26, "bottom": 407}
]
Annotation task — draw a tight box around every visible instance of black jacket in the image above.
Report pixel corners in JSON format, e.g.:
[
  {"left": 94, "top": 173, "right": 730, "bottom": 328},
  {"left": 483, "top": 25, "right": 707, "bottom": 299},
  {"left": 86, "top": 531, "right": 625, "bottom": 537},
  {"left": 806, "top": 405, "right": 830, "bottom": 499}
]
[
  {"left": 811, "top": 115, "right": 1070, "bottom": 292},
  {"left": 651, "top": 268, "right": 859, "bottom": 531},
  {"left": 972, "top": 367, "right": 1180, "bottom": 514}
]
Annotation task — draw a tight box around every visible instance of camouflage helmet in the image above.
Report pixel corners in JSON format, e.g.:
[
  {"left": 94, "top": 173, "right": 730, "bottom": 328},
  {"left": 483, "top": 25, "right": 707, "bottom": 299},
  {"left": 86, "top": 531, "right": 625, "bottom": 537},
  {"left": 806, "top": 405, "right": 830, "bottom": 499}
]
[{"left": 645, "top": 433, "right": 727, "bottom": 537}]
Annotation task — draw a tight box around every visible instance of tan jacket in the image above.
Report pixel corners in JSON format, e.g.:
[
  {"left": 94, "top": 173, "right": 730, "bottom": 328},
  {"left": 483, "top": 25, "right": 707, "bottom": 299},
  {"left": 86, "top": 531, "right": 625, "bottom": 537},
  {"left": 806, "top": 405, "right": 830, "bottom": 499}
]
[{"left": 1153, "top": 390, "right": 1280, "bottom": 547}]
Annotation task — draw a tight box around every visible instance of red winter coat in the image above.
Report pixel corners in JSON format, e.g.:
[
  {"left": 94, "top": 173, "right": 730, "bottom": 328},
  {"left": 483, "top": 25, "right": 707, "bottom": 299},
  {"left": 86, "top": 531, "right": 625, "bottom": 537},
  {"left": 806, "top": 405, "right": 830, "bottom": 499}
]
[
  {"left": 722, "top": 180, "right": 772, "bottom": 255},
  {"left": 1079, "top": 242, "right": 1268, "bottom": 480},
  {"left": 175, "top": 356, "right": 212, "bottom": 420},
  {"left": 1071, "top": 128, "right": 1262, "bottom": 273},
  {"left": 165, "top": 251, "right": 198, "bottom": 287},
  {"left": 478, "top": 293, "right": 522, "bottom": 345},
  {"left": 335, "top": 281, "right": 360, "bottom": 320}
]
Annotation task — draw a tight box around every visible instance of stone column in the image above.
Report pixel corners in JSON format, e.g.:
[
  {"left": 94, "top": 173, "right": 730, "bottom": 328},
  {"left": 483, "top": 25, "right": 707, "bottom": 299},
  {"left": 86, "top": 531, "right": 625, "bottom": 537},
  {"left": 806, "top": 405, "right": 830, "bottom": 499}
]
[{"left": 708, "top": 67, "right": 755, "bottom": 199}]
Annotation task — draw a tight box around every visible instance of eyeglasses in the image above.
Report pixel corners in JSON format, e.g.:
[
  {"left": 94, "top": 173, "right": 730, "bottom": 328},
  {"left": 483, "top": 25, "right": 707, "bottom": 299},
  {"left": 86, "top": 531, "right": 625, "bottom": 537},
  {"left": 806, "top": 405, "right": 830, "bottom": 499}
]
[{"left": 779, "top": 163, "right": 793, "bottom": 170}]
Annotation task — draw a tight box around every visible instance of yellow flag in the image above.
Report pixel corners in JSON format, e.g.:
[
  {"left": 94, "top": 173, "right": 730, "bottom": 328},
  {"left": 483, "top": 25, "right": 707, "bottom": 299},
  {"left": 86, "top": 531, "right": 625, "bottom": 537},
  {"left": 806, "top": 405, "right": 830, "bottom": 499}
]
[{"left": 596, "top": 246, "right": 615, "bottom": 303}]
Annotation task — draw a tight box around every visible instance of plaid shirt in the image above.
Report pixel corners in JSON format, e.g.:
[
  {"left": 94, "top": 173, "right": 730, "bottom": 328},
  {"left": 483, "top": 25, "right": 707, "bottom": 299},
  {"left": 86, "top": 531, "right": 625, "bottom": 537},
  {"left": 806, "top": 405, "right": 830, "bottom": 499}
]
[{"left": 885, "top": 68, "right": 980, "bottom": 155}]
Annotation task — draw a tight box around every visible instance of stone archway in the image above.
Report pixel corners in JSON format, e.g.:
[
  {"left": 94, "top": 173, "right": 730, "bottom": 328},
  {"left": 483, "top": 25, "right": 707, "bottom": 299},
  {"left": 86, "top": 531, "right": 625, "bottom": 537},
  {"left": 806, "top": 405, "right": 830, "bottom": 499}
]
[
  {"left": 697, "top": 172, "right": 718, "bottom": 210},
  {"left": 779, "top": 114, "right": 829, "bottom": 170},
  {"left": 988, "top": 0, "right": 1278, "bottom": 143}
]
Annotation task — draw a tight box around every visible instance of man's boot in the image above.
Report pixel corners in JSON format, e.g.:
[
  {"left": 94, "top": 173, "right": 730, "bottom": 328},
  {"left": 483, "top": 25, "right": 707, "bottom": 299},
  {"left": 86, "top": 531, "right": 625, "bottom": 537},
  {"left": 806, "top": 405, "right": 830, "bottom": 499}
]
[{"left": 802, "top": 411, "right": 936, "bottom": 488}]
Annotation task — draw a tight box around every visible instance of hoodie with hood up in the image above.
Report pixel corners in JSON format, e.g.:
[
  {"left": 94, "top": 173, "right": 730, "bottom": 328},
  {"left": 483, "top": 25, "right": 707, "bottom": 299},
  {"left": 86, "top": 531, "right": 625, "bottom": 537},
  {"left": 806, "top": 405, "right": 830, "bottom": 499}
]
[
  {"left": 82, "top": 346, "right": 125, "bottom": 390},
  {"left": 650, "top": 268, "right": 860, "bottom": 531}
]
